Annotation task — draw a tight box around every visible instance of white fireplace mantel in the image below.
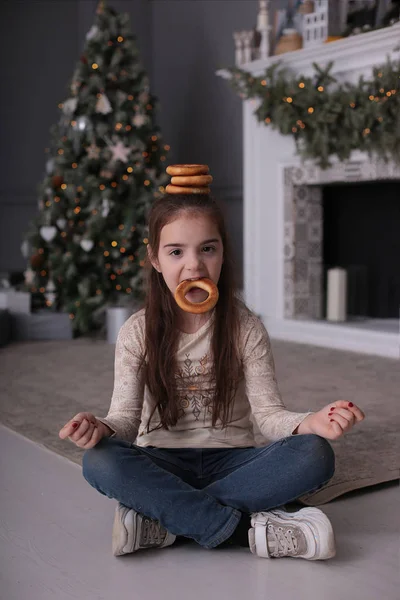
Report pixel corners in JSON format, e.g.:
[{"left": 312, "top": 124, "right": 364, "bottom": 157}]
[
  {"left": 218, "top": 26, "right": 400, "bottom": 358},
  {"left": 239, "top": 25, "right": 400, "bottom": 81}
]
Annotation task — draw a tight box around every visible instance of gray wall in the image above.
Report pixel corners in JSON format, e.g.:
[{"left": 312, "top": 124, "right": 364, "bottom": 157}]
[{"left": 0, "top": 0, "right": 280, "bottom": 286}]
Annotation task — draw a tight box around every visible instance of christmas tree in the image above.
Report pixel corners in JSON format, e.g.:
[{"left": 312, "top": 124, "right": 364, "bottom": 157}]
[{"left": 23, "top": 0, "right": 169, "bottom": 335}]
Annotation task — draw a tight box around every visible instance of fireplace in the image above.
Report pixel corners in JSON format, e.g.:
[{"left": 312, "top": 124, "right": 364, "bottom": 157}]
[
  {"left": 225, "top": 25, "right": 400, "bottom": 358},
  {"left": 323, "top": 181, "right": 400, "bottom": 319},
  {"left": 283, "top": 161, "right": 400, "bottom": 322}
]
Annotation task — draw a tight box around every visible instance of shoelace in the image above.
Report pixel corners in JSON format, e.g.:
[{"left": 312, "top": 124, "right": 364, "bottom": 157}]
[
  {"left": 267, "top": 523, "right": 298, "bottom": 557},
  {"left": 142, "top": 518, "right": 164, "bottom": 546}
]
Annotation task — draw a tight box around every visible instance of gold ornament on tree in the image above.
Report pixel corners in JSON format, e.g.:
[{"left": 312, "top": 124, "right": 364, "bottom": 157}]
[
  {"left": 86, "top": 143, "right": 101, "bottom": 159},
  {"left": 96, "top": 93, "right": 112, "bottom": 114}
]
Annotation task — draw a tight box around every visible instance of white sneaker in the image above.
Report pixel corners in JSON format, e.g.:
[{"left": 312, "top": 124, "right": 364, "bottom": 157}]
[
  {"left": 249, "top": 506, "right": 336, "bottom": 560},
  {"left": 112, "top": 503, "right": 176, "bottom": 556}
]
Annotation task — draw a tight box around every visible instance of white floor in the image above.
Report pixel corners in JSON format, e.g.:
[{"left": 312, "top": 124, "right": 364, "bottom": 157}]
[{"left": 1, "top": 424, "right": 399, "bottom": 600}]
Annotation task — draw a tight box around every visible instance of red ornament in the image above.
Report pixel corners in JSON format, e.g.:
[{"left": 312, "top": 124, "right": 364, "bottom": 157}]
[
  {"left": 30, "top": 254, "right": 45, "bottom": 269},
  {"left": 52, "top": 175, "right": 64, "bottom": 189},
  {"left": 80, "top": 55, "right": 88, "bottom": 64}
]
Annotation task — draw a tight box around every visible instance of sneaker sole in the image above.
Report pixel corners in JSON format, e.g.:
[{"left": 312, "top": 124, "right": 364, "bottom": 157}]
[
  {"left": 112, "top": 504, "right": 136, "bottom": 556},
  {"left": 270, "top": 507, "right": 336, "bottom": 560}
]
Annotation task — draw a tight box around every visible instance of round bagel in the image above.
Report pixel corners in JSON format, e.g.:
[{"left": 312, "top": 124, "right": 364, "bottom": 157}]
[
  {"left": 166, "top": 184, "right": 210, "bottom": 195},
  {"left": 174, "top": 277, "right": 219, "bottom": 314},
  {"left": 170, "top": 175, "right": 213, "bottom": 187},
  {"left": 166, "top": 164, "right": 209, "bottom": 176}
]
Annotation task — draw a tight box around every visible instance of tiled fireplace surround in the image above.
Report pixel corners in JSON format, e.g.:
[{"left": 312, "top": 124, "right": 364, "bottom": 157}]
[
  {"left": 283, "top": 160, "right": 400, "bottom": 321},
  {"left": 225, "top": 25, "right": 400, "bottom": 358}
]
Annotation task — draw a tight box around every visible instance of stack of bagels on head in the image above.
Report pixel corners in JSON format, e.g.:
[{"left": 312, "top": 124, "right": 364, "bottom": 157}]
[{"left": 165, "top": 164, "right": 212, "bottom": 195}]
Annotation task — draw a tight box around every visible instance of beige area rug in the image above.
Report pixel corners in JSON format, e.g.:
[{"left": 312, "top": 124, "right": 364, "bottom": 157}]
[{"left": 0, "top": 337, "right": 398, "bottom": 505}]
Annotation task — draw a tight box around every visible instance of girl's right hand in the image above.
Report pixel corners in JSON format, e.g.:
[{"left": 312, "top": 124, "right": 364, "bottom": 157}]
[{"left": 59, "top": 412, "right": 108, "bottom": 449}]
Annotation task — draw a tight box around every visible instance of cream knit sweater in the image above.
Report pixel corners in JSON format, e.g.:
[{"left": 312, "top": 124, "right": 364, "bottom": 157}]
[{"left": 97, "top": 306, "right": 311, "bottom": 448}]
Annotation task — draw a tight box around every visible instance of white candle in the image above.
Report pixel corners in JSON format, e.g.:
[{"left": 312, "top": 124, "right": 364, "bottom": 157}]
[{"left": 326, "top": 268, "right": 347, "bottom": 322}]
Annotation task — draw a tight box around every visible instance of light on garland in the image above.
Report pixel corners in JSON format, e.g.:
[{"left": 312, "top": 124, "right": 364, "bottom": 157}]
[
  {"left": 92, "top": 63, "right": 99, "bottom": 70},
  {"left": 318, "top": 86, "right": 324, "bottom": 92},
  {"left": 111, "top": 241, "right": 118, "bottom": 247},
  {"left": 298, "top": 82, "right": 305, "bottom": 88},
  {"left": 308, "top": 107, "right": 314, "bottom": 114}
]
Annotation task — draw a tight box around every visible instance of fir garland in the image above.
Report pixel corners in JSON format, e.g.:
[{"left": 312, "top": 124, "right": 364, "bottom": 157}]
[{"left": 224, "top": 56, "right": 400, "bottom": 169}]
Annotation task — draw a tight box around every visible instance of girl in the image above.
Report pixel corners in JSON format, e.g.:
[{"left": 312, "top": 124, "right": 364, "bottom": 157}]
[{"left": 59, "top": 187, "right": 365, "bottom": 561}]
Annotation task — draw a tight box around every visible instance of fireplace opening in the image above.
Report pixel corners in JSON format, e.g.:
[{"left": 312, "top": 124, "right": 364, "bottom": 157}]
[{"left": 322, "top": 181, "right": 400, "bottom": 319}]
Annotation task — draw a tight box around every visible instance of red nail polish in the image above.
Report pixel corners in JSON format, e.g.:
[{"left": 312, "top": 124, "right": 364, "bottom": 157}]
[
  {"left": 348, "top": 402, "right": 354, "bottom": 407},
  {"left": 328, "top": 413, "right": 332, "bottom": 416},
  {"left": 72, "top": 422, "right": 78, "bottom": 428},
  {"left": 330, "top": 407, "right": 335, "bottom": 411},
  {"left": 330, "top": 419, "right": 334, "bottom": 422}
]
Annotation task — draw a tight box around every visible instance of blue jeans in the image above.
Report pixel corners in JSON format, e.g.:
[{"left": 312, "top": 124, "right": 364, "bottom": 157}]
[{"left": 82, "top": 434, "right": 335, "bottom": 549}]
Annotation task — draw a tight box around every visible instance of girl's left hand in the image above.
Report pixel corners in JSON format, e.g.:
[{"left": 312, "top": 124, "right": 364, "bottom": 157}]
[{"left": 302, "top": 400, "right": 365, "bottom": 440}]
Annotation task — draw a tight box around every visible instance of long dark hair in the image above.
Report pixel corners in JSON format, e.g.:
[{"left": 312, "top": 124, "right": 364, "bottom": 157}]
[{"left": 141, "top": 193, "right": 243, "bottom": 432}]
